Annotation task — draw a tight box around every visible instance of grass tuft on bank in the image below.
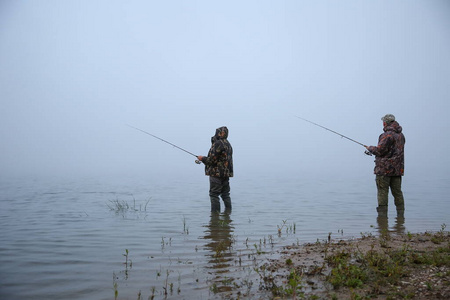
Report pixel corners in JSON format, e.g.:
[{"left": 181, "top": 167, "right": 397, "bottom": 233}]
[{"left": 259, "top": 224, "right": 449, "bottom": 299}]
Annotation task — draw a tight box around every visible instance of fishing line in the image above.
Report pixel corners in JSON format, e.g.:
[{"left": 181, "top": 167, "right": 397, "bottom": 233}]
[{"left": 127, "top": 124, "right": 201, "bottom": 163}]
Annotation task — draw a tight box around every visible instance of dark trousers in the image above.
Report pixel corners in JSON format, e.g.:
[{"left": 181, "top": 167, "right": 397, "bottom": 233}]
[
  {"left": 209, "top": 177, "right": 231, "bottom": 212},
  {"left": 376, "top": 175, "right": 405, "bottom": 213}
]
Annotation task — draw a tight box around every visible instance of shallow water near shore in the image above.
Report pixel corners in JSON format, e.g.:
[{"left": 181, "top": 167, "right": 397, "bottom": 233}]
[{"left": 0, "top": 173, "right": 448, "bottom": 299}]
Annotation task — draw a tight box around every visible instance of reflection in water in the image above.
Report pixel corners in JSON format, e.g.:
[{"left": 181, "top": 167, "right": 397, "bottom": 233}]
[
  {"left": 202, "top": 210, "right": 235, "bottom": 293},
  {"left": 376, "top": 216, "right": 405, "bottom": 236},
  {"left": 394, "top": 216, "right": 405, "bottom": 234},
  {"left": 376, "top": 216, "right": 389, "bottom": 234}
]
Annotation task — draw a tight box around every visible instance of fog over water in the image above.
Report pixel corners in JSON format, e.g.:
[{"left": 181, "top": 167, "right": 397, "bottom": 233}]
[
  {"left": 0, "top": 1, "right": 449, "bottom": 182},
  {"left": 1, "top": 2, "right": 450, "bottom": 299}
]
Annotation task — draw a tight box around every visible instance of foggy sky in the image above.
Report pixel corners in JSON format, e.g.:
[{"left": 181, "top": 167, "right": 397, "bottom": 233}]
[{"left": 1, "top": 1, "right": 449, "bottom": 181}]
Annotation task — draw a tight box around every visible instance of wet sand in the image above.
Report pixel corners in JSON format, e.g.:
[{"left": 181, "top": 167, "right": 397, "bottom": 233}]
[
  {"left": 224, "top": 228, "right": 449, "bottom": 299},
  {"left": 255, "top": 227, "right": 450, "bottom": 299}
]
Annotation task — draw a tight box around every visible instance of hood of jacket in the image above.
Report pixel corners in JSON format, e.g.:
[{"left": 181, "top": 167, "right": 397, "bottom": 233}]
[
  {"left": 214, "top": 126, "right": 229, "bottom": 140},
  {"left": 384, "top": 121, "right": 402, "bottom": 134},
  {"left": 204, "top": 126, "right": 233, "bottom": 178}
]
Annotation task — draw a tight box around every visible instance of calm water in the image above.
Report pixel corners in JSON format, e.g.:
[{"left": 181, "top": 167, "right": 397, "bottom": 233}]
[{"left": 0, "top": 173, "right": 448, "bottom": 299}]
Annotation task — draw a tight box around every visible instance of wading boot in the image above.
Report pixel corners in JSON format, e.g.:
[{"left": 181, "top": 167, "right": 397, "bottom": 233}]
[
  {"left": 376, "top": 206, "right": 388, "bottom": 217},
  {"left": 396, "top": 206, "right": 405, "bottom": 218},
  {"left": 210, "top": 196, "right": 221, "bottom": 212},
  {"left": 222, "top": 197, "right": 232, "bottom": 212}
]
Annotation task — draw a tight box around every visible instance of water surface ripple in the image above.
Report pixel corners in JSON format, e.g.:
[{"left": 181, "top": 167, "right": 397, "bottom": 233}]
[{"left": 0, "top": 175, "right": 448, "bottom": 299}]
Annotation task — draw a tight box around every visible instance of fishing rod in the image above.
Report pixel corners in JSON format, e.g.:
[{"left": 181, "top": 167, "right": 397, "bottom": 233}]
[
  {"left": 295, "top": 116, "right": 372, "bottom": 155},
  {"left": 126, "top": 124, "right": 201, "bottom": 164}
]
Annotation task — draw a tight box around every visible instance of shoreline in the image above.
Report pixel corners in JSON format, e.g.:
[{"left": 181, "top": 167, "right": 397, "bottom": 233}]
[
  {"left": 214, "top": 224, "right": 450, "bottom": 300},
  {"left": 227, "top": 227, "right": 449, "bottom": 299}
]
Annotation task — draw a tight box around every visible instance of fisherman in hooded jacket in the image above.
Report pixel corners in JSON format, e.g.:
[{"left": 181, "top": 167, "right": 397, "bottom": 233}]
[
  {"left": 197, "top": 126, "right": 233, "bottom": 212},
  {"left": 365, "top": 114, "right": 405, "bottom": 217}
]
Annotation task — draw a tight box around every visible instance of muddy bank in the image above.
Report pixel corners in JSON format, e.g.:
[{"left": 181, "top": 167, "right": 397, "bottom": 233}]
[
  {"left": 253, "top": 228, "right": 450, "bottom": 299},
  {"left": 220, "top": 227, "right": 449, "bottom": 299}
]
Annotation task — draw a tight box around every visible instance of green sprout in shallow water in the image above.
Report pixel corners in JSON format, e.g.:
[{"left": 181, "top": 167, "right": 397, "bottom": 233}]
[
  {"left": 277, "top": 220, "right": 287, "bottom": 235},
  {"left": 182, "top": 216, "right": 189, "bottom": 234},
  {"left": 113, "top": 281, "right": 118, "bottom": 300},
  {"left": 121, "top": 248, "right": 132, "bottom": 274}
]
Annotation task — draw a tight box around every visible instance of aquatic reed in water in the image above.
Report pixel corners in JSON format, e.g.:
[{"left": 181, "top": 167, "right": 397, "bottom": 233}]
[{"left": 107, "top": 196, "right": 151, "bottom": 217}]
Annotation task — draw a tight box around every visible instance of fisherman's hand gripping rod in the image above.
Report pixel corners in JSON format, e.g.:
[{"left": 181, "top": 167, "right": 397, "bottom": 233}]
[
  {"left": 295, "top": 116, "right": 373, "bottom": 156},
  {"left": 127, "top": 124, "right": 202, "bottom": 164}
]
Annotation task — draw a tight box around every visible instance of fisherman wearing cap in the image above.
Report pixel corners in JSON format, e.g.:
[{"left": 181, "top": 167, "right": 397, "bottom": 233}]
[{"left": 365, "top": 114, "right": 406, "bottom": 217}]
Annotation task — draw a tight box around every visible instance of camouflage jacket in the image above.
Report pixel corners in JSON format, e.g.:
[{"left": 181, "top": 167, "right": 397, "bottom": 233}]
[
  {"left": 367, "top": 121, "right": 405, "bottom": 176},
  {"left": 200, "top": 126, "right": 233, "bottom": 178}
]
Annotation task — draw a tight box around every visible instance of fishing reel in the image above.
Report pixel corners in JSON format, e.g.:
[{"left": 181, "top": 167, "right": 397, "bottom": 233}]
[
  {"left": 195, "top": 160, "right": 201, "bottom": 164},
  {"left": 364, "top": 150, "right": 373, "bottom": 156}
]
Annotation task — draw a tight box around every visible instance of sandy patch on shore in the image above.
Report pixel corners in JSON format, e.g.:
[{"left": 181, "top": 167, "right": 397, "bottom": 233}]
[{"left": 259, "top": 229, "right": 449, "bottom": 299}]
